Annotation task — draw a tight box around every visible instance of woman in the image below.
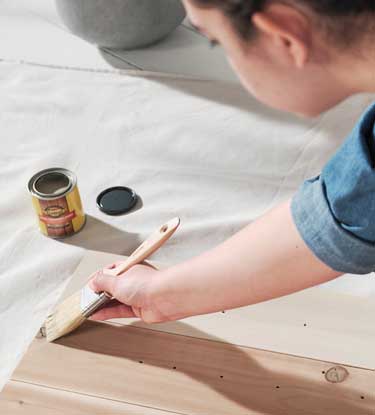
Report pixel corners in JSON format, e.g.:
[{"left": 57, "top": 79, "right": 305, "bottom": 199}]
[{"left": 90, "top": 0, "right": 375, "bottom": 322}]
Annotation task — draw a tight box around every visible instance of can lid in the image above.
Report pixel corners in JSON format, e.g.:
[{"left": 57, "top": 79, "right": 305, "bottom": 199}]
[{"left": 96, "top": 186, "right": 138, "bottom": 216}]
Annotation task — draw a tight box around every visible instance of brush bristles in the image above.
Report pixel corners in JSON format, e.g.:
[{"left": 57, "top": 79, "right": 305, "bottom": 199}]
[{"left": 45, "top": 291, "right": 86, "bottom": 342}]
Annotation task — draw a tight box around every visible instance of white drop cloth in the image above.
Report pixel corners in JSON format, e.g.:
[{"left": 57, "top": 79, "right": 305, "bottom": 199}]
[{"left": 1, "top": 61, "right": 375, "bottom": 389}]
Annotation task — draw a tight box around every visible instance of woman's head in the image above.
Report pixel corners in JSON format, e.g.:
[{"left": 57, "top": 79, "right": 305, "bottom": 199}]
[{"left": 183, "top": 0, "right": 375, "bottom": 116}]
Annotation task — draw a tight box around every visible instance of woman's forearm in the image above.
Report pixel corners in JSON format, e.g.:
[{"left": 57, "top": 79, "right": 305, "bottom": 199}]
[{"left": 156, "top": 199, "right": 342, "bottom": 320}]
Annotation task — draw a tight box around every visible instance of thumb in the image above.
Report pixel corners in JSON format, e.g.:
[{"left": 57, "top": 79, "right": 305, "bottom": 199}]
[{"left": 89, "top": 270, "right": 118, "bottom": 297}]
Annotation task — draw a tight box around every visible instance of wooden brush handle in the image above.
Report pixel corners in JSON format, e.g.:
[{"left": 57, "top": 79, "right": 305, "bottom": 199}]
[{"left": 103, "top": 217, "right": 180, "bottom": 277}]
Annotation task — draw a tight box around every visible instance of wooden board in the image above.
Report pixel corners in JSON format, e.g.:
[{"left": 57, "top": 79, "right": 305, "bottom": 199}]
[
  {"left": 4, "top": 322, "right": 375, "bottom": 415},
  {"left": 2, "top": 250, "right": 375, "bottom": 415},
  {"left": 64, "top": 251, "right": 375, "bottom": 370},
  {"left": 1, "top": 380, "right": 177, "bottom": 415}
]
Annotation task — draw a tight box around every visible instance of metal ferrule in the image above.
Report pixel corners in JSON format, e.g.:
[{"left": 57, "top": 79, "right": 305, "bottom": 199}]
[{"left": 82, "top": 292, "right": 112, "bottom": 318}]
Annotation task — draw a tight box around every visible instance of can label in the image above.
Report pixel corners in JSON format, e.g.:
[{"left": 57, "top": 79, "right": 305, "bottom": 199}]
[{"left": 29, "top": 168, "right": 86, "bottom": 239}]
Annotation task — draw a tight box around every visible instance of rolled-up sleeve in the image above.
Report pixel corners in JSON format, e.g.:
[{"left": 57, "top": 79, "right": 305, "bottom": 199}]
[{"left": 291, "top": 102, "right": 375, "bottom": 274}]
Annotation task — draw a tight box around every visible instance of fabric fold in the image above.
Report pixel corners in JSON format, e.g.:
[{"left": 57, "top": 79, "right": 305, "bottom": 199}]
[{"left": 0, "top": 227, "right": 84, "bottom": 391}]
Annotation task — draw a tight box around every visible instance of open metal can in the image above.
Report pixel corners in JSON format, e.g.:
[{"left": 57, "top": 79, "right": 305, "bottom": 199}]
[{"left": 28, "top": 168, "right": 86, "bottom": 238}]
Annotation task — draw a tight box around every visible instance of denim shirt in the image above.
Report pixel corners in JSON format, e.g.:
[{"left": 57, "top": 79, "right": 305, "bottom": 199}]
[{"left": 291, "top": 102, "right": 375, "bottom": 274}]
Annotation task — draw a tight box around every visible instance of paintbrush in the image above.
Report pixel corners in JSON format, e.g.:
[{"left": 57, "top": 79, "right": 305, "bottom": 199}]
[{"left": 43, "top": 217, "right": 180, "bottom": 342}]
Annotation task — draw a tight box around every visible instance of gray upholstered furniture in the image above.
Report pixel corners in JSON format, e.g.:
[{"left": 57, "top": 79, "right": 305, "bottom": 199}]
[{"left": 56, "top": 0, "right": 186, "bottom": 49}]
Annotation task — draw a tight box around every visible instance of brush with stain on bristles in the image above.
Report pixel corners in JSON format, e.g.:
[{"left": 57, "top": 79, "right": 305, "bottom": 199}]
[{"left": 42, "top": 217, "right": 180, "bottom": 342}]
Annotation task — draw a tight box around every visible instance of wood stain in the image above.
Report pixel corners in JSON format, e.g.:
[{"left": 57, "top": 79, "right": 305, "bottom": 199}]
[{"left": 28, "top": 168, "right": 86, "bottom": 238}]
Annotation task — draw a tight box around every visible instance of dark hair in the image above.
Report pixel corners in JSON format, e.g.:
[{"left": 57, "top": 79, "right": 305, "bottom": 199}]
[{"left": 192, "top": 0, "right": 375, "bottom": 44}]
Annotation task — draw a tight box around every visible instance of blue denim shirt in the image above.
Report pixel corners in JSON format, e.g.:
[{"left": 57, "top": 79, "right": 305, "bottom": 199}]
[{"left": 291, "top": 102, "right": 375, "bottom": 274}]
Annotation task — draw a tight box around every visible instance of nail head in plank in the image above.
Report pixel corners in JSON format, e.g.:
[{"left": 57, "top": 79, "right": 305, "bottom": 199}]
[
  {"left": 1, "top": 380, "right": 180, "bottom": 415},
  {"left": 66, "top": 250, "right": 375, "bottom": 370},
  {"left": 11, "top": 323, "right": 375, "bottom": 415}
]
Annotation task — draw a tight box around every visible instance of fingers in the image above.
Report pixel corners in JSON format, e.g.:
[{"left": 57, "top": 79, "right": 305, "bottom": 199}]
[
  {"left": 90, "top": 303, "right": 135, "bottom": 321},
  {"left": 132, "top": 306, "right": 142, "bottom": 319},
  {"left": 89, "top": 270, "right": 117, "bottom": 297}
]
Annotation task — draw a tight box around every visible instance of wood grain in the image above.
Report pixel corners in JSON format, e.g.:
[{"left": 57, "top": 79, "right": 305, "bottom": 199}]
[
  {"left": 1, "top": 380, "right": 178, "bottom": 415},
  {"left": 10, "top": 323, "right": 375, "bottom": 415},
  {"left": 65, "top": 251, "right": 375, "bottom": 370},
  {"left": 3, "top": 250, "right": 375, "bottom": 414}
]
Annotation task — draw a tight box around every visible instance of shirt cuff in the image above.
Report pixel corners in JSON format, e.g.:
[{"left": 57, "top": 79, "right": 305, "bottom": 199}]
[{"left": 291, "top": 177, "right": 375, "bottom": 274}]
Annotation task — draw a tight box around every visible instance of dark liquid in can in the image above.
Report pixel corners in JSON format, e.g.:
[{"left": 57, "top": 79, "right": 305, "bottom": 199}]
[{"left": 34, "top": 172, "right": 71, "bottom": 196}]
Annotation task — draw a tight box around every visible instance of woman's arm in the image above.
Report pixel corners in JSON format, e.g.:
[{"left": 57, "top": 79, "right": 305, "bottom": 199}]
[
  {"left": 90, "top": 199, "right": 341, "bottom": 323},
  {"left": 153, "top": 199, "right": 341, "bottom": 320}
]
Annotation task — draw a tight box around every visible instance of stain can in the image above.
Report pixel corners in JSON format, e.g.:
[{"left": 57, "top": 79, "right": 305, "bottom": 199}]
[{"left": 28, "top": 168, "right": 86, "bottom": 238}]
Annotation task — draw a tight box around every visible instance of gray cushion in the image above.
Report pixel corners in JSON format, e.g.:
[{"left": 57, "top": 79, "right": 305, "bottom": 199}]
[{"left": 56, "top": 0, "right": 186, "bottom": 49}]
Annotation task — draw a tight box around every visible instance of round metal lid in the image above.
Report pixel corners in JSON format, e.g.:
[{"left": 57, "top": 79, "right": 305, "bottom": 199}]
[{"left": 96, "top": 186, "right": 138, "bottom": 216}]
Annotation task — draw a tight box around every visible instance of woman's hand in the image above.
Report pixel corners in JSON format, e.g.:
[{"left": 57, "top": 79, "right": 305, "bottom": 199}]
[
  {"left": 88, "top": 200, "right": 340, "bottom": 326},
  {"left": 89, "top": 264, "right": 168, "bottom": 323}
]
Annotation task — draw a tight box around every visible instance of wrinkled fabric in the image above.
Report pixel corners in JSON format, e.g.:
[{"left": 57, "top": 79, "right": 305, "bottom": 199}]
[
  {"left": 0, "top": 228, "right": 83, "bottom": 391},
  {"left": 2, "top": 61, "right": 375, "bottom": 390},
  {"left": 292, "top": 103, "right": 375, "bottom": 273}
]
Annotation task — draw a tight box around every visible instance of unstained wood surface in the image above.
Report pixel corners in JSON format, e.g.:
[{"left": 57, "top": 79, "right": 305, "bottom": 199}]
[
  {"left": 1, "top": 321, "right": 375, "bottom": 415},
  {"left": 64, "top": 251, "right": 375, "bottom": 370},
  {"left": 1, "top": 380, "right": 177, "bottom": 415},
  {"left": 1, "top": 250, "right": 375, "bottom": 414}
]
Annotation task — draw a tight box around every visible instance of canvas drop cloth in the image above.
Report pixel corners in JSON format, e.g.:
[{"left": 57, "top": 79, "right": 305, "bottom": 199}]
[{"left": 1, "top": 61, "right": 375, "bottom": 390}]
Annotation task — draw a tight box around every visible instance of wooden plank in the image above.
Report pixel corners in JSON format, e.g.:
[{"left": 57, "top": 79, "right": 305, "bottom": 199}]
[
  {"left": 1, "top": 380, "right": 179, "bottom": 415},
  {"left": 63, "top": 250, "right": 375, "bottom": 370},
  {"left": 10, "top": 323, "right": 375, "bottom": 415},
  {"left": 4, "top": 250, "right": 375, "bottom": 414}
]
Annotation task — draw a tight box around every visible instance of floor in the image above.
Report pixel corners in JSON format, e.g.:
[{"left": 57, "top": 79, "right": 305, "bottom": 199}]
[{"left": 0, "top": 0, "right": 237, "bottom": 81}]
